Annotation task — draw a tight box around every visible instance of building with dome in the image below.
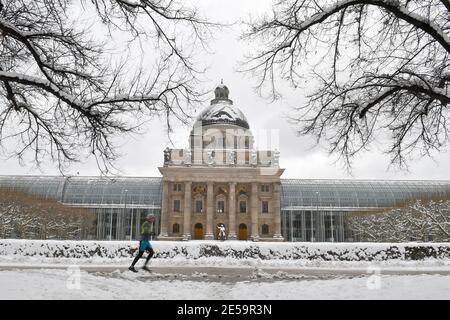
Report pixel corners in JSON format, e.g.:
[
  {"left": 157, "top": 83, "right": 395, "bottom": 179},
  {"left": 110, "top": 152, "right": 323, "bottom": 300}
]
[
  {"left": 159, "top": 83, "right": 284, "bottom": 241},
  {"left": 0, "top": 83, "right": 449, "bottom": 242}
]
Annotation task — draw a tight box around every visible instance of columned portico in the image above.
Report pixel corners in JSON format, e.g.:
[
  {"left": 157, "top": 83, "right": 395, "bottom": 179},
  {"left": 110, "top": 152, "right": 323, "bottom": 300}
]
[{"left": 158, "top": 83, "right": 284, "bottom": 242}]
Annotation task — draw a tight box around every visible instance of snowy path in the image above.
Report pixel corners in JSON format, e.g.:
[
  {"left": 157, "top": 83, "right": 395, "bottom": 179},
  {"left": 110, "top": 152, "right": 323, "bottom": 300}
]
[
  {"left": 0, "top": 268, "right": 449, "bottom": 299},
  {"left": 1, "top": 264, "right": 450, "bottom": 281},
  {"left": 2, "top": 240, "right": 450, "bottom": 299}
]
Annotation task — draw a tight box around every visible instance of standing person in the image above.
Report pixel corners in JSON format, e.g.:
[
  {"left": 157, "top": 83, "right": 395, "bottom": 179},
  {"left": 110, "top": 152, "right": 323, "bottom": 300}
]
[
  {"left": 129, "top": 214, "right": 155, "bottom": 272},
  {"left": 217, "top": 224, "right": 226, "bottom": 241}
]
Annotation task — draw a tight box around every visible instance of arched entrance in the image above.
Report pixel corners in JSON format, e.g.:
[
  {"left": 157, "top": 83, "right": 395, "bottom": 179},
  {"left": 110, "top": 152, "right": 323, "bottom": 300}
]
[
  {"left": 215, "top": 223, "right": 225, "bottom": 240},
  {"left": 193, "top": 223, "right": 204, "bottom": 240},
  {"left": 238, "top": 223, "right": 247, "bottom": 240}
]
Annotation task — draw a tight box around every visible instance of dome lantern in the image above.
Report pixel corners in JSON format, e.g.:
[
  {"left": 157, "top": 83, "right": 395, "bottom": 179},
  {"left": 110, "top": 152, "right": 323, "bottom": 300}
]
[{"left": 211, "top": 81, "right": 232, "bottom": 105}]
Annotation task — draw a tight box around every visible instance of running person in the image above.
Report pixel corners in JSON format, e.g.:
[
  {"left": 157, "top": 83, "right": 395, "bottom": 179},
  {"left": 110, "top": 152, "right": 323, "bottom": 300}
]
[{"left": 129, "top": 214, "right": 155, "bottom": 272}]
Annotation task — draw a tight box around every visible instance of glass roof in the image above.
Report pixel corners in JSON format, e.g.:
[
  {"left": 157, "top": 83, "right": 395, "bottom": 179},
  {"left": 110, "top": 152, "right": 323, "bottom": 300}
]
[
  {"left": 0, "top": 175, "right": 66, "bottom": 200},
  {"left": 1, "top": 176, "right": 449, "bottom": 211},
  {"left": 281, "top": 179, "right": 450, "bottom": 210},
  {"left": 0, "top": 176, "right": 162, "bottom": 208}
]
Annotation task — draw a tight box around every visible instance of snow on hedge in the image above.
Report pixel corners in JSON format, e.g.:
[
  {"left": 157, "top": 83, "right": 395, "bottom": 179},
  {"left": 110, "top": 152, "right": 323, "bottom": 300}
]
[{"left": 1, "top": 239, "right": 450, "bottom": 262}]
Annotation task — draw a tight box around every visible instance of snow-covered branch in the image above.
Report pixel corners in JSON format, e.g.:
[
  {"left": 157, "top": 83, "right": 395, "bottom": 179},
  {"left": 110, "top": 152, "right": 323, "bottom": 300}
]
[
  {"left": 0, "top": 190, "right": 95, "bottom": 240},
  {"left": 243, "top": 0, "right": 450, "bottom": 168},
  {"left": 0, "top": 0, "right": 216, "bottom": 173},
  {"left": 348, "top": 198, "right": 450, "bottom": 242}
]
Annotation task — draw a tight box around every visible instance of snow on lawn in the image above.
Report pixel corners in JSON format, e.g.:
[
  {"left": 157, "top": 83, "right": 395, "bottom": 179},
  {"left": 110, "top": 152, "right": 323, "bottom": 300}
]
[{"left": 0, "top": 268, "right": 449, "bottom": 300}]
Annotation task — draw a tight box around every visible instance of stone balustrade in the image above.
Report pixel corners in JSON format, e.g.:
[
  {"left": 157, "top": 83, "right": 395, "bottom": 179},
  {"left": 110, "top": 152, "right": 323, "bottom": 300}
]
[{"left": 164, "top": 148, "right": 280, "bottom": 167}]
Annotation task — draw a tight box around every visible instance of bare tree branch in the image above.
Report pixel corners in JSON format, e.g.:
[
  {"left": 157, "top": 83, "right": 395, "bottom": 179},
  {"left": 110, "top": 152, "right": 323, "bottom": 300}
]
[
  {"left": 0, "top": 0, "right": 218, "bottom": 174},
  {"left": 243, "top": 0, "right": 449, "bottom": 168}
]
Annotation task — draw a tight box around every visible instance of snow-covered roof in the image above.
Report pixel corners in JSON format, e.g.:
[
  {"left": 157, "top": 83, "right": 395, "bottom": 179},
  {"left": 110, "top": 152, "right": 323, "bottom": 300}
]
[
  {"left": 194, "top": 101, "right": 250, "bottom": 129},
  {"left": 193, "top": 84, "right": 250, "bottom": 129}
]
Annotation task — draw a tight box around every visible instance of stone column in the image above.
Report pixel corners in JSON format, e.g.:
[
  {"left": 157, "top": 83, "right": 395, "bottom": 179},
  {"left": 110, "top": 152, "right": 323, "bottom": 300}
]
[
  {"left": 182, "top": 181, "right": 192, "bottom": 241},
  {"left": 159, "top": 180, "right": 169, "bottom": 237},
  {"left": 272, "top": 182, "right": 284, "bottom": 240},
  {"left": 228, "top": 182, "right": 237, "bottom": 240},
  {"left": 205, "top": 181, "right": 214, "bottom": 240},
  {"left": 251, "top": 182, "right": 259, "bottom": 241}
]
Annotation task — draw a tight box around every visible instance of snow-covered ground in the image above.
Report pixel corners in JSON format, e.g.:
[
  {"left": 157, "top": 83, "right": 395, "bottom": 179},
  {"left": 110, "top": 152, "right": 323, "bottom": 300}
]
[
  {"left": 2, "top": 239, "right": 450, "bottom": 264},
  {"left": 1, "top": 239, "right": 450, "bottom": 299},
  {"left": 0, "top": 268, "right": 449, "bottom": 300}
]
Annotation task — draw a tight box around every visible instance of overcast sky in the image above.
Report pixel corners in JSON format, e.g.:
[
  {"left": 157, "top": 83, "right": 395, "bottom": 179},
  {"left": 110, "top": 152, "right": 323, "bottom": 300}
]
[{"left": 0, "top": 0, "right": 449, "bottom": 180}]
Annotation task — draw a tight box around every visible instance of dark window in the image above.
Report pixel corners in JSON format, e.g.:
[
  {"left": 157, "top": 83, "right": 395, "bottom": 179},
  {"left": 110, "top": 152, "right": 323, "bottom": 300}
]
[
  {"left": 217, "top": 200, "right": 225, "bottom": 213},
  {"left": 173, "top": 183, "right": 182, "bottom": 192},
  {"left": 239, "top": 201, "right": 247, "bottom": 213},
  {"left": 261, "top": 184, "right": 270, "bottom": 192},
  {"left": 173, "top": 223, "right": 180, "bottom": 234},
  {"left": 196, "top": 200, "right": 203, "bottom": 213},
  {"left": 262, "top": 201, "right": 269, "bottom": 213},
  {"left": 262, "top": 224, "right": 269, "bottom": 235},
  {"left": 173, "top": 199, "right": 181, "bottom": 213}
]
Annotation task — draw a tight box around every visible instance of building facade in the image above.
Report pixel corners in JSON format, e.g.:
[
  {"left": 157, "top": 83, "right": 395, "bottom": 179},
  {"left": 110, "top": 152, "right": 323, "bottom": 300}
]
[
  {"left": 158, "top": 84, "right": 284, "bottom": 241},
  {"left": 0, "top": 84, "right": 449, "bottom": 242}
]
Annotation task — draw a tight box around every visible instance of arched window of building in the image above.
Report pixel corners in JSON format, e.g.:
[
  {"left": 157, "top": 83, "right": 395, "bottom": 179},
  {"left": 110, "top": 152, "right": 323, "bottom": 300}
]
[
  {"left": 217, "top": 200, "right": 225, "bottom": 213},
  {"left": 173, "top": 199, "right": 181, "bottom": 213},
  {"left": 262, "top": 201, "right": 269, "bottom": 213},
  {"left": 262, "top": 224, "right": 269, "bottom": 235},
  {"left": 195, "top": 200, "right": 203, "bottom": 213},
  {"left": 239, "top": 200, "right": 247, "bottom": 213},
  {"left": 216, "top": 193, "right": 226, "bottom": 213},
  {"left": 244, "top": 136, "right": 249, "bottom": 149},
  {"left": 193, "top": 194, "right": 204, "bottom": 213},
  {"left": 173, "top": 223, "right": 180, "bottom": 234},
  {"left": 238, "top": 192, "right": 248, "bottom": 213}
]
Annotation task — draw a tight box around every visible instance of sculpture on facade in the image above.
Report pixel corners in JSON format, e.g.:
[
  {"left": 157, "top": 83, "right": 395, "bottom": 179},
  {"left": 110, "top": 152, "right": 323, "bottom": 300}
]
[
  {"left": 207, "top": 150, "right": 214, "bottom": 165},
  {"left": 251, "top": 150, "right": 257, "bottom": 166},
  {"left": 236, "top": 185, "right": 247, "bottom": 195},
  {"left": 184, "top": 148, "right": 192, "bottom": 166},
  {"left": 217, "top": 224, "right": 226, "bottom": 241},
  {"left": 217, "top": 186, "right": 228, "bottom": 195},
  {"left": 273, "top": 149, "right": 280, "bottom": 166},
  {"left": 229, "top": 150, "right": 236, "bottom": 165},
  {"left": 193, "top": 185, "right": 206, "bottom": 195},
  {"left": 163, "top": 147, "right": 171, "bottom": 166}
]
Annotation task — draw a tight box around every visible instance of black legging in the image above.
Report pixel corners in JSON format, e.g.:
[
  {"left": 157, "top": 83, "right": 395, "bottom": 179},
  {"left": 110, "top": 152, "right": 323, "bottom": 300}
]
[{"left": 131, "top": 247, "right": 154, "bottom": 267}]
